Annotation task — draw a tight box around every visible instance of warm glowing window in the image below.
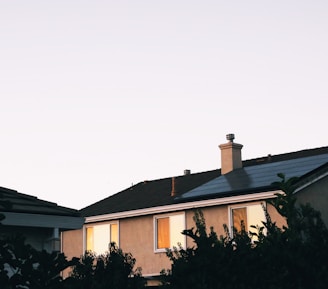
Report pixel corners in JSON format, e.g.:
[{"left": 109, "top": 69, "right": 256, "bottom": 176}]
[
  {"left": 231, "top": 203, "right": 266, "bottom": 236},
  {"left": 155, "top": 213, "right": 185, "bottom": 252},
  {"left": 86, "top": 223, "right": 119, "bottom": 255}
]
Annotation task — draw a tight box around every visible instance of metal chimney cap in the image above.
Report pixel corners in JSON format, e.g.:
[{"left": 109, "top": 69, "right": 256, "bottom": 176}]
[{"left": 226, "top": 133, "right": 235, "bottom": 142}]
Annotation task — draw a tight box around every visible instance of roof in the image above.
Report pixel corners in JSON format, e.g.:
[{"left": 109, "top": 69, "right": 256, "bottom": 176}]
[
  {"left": 81, "top": 146, "right": 328, "bottom": 218},
  {"left": 81, "top": 169, "right": 220, "bottom": 217},
  {"left": 0, "top": 187, "right": 84, "bottom": 230},
  {"left": 180, "top": 150, "right": 328, "bottom": 200},
  {"left": 0, "top": 187, "right": 81, "bottom": 217}
]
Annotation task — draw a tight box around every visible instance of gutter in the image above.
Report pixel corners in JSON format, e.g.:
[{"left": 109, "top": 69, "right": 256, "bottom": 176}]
[{"left": 2, "top": 212, "right": 85, "bottom": 229}]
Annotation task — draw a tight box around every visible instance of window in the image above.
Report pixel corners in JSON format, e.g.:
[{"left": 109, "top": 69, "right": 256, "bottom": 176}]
[
  {"left": 230, "top": 203, "right": 266, "bottom": 237},
  {"left": 154, "top": 213, "right": 186, "bottom": 252},
  {"left": 85, "top": 222, "right": 119, "bottom": 255}
]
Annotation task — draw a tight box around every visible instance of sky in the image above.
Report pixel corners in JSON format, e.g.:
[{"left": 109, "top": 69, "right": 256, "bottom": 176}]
[{"left": 0, "top": 0, "right": 327, "bottom": 210}]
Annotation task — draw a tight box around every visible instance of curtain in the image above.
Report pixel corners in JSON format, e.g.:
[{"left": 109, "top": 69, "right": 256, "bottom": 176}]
[
  {"left": 232, "top": 207, "right": 247, "bottom": 232},
  {"left": 86, "top": 227, "right": 94, "bottom": 251},
  {"left": 157, "top": 217, "right": 170, "bottom": 249},
  {"left": 110, "top": 224, "right": 119, "bottom": 245}
]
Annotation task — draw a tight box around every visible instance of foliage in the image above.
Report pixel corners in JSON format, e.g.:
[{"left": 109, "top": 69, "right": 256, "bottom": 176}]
[
  {"left": 0, "top": 235, "right": 77, "bottom": 289},
  {"left": 0, "top": 238, "right": 145, "bottom": 289},
  {"left": 66, "top": 243, "right": 146, "bottom": 289},
  {"left": 0, "top": 192, "right": 12, "bottom": 225},
  {"left": 162, "top": 174, "right": 328, "bottom": 289},
  {"left": 1, "top": 193, "right": 145, "bottom": 288}
]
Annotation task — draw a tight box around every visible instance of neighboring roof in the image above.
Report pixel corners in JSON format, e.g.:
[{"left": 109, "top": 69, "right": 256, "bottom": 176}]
[
  {"left": 81, "top": 146, "right": 328, "bottom": 218},
  {"left": 0, "top": 187, "right": 80, "bottom": 216},
  {"left": 0, "top": 187, "right": 84, "bottom": 229}
]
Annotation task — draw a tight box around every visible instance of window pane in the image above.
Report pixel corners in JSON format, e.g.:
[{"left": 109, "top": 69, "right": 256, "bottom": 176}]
[
  {"left": 93, "top": 224, "right": 110, "bottom": 254},
  {"left": 110, "top": 223, "right": 119, "bottom": 245},
  {"left": 231, "top": 204, "right": 266, "bottom": 239},
  {"left": 157, "top": 217, "right": 170, "bottom": 249},
  {"left": 86, "top": 227, "right": 94, "bottom": 251},
  {"left": 170, "top": 214, "right": 185, "bottom": 248},
  {"left": 232, "top": 207, "right": 247, "bottom": 232},
  {"left": 248, "top": 204, "right": 266, "bottom": 234}
]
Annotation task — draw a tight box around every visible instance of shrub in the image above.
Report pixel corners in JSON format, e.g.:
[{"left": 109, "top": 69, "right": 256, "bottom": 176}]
[
  {"left": 66, "top": 243, "right": 145, "bottom": 289},
  {"left": 162, "top": 174, "right": 328, "bottom": 289}
]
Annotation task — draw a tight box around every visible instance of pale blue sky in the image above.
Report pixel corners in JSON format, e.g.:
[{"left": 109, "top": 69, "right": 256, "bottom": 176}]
[{"left": 0, "top": 1, "right": 327, "bottom": 209}]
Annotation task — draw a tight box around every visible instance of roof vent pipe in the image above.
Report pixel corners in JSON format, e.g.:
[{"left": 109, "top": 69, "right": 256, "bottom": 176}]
[
  {"left": 171, "top": 177, "right": 177, "bottom": 197},
  {"left": 184, "top": 169, "right": 191, "bottom": 175}
]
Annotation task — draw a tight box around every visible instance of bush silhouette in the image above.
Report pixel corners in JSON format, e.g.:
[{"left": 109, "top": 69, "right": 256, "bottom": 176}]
[
  {"left": 162, "top": 174, "right": 328, "bottom": 289},
  {"left": 66, "top": 243, "right": 145, "bottom": 289}
]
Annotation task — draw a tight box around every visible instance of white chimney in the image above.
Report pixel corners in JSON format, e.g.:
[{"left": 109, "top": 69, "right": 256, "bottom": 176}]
[{"left": 219, "top": 133, "right": 243, "bottom": 174}]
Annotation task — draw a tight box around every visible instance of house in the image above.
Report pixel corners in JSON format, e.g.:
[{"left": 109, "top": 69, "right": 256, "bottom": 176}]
[
  {"left": 0, "top": 186, "right": 84, "bottom": 252},
  {"left": 62, "top": 134, "right": 328, "bottom": 286}
]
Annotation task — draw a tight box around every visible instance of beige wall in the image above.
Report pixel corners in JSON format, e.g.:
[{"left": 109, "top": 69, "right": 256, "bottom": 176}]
[
  {"left": 61, "top": 228, "right": 83, "bottom": 278},
  {"left": 61, "top": 228, "right": 84, "bottom": 259},
  {"left": 119, "top": 200, "right": 287, "bottom": 277},
  {"left": 185, "top": 205, "right": 228, "bottom": 248},
  {"left": 267, "top": 202, "right": 287, "bottom": 228},
  {"left": 61, "top": 199, "right": 289, "bottom": 279},
  {"left": 119, "top": 209, "right": 230, "bottom": 277},
  {"left": 120, "top": 214, "right": 172, "bottom": 276}
]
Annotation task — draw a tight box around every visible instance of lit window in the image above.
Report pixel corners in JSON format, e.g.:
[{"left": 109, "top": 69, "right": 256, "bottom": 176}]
[
  {"left": 154, "top": 213, "right": 186, "bottom": 252},
  {"left": 230, "top": 203, "right": 266, "bottom": 236},
  {"left": 86, "top": 223, "right": 119, "bottom": 255}
]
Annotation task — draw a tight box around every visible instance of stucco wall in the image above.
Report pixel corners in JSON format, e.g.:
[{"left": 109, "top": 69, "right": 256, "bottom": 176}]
[
  {"left": 61, "top": 228, "right": 83, "bottom": 259},
  {"left": 185, "top": 205, "right": 228, "bottom": 248},
  {"left": 119, "top": 214, "right": 171, "bottom": 276},
  {"left": 119, "top": 208, "right": 230, "bottom": 277},
  {"left": 119, "top": 201, "right": 286, "bottom": 277},
  {"left": 61, "top": 199, "right": 289, "bottom": 279},
  {"left": 61, "top": 228, "right": 83, "bottom": 278},
  {"left": 296, "top": 175, "right": 328, "bottom": 226},
  {"left": 267, "top": 202, "right": 287, "bottom": 228}
]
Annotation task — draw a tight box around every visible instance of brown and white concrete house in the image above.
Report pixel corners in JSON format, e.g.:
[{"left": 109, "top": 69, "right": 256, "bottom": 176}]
[
  {"left": 62, "top": 135, "right": 328, "bottom": 286},
  {"left": 0, "top": 187, "right": 84, "bottom": 252}
]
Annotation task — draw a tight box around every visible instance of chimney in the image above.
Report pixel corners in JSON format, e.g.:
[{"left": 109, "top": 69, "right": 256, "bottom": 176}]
[{"left": 219, "top": 133, "right": 243, "bottom": 174}]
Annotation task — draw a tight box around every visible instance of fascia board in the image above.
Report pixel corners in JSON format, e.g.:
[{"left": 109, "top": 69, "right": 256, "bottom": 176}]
[
  {"left": 2, "top": 212, "right": 85, "bottom": 229},
  {"left": 294, "top": 170, "right": 328, "bottom": 193},
  {"left": 85, "top": 190, "right": 281, "bottom": 223}
]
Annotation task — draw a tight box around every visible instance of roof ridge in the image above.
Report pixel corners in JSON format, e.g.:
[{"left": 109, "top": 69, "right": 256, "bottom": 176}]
[
  {"left": 4, "top": 190, "right": 59, "bottom": 206},
  {"left": 243, "top": 146, "right": 328, "bottom": 167}
]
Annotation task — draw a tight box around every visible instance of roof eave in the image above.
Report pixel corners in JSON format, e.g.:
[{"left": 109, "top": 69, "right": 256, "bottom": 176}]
[
  {"left": 2, "top": 212, "right": 85, "bottom": 230},
  {"left": 84, "top": 190, "right": 281, "bottom": 223}
]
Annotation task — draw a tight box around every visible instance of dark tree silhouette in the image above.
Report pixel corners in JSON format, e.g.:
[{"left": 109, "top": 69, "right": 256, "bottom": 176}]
[{"left": 162, "top": 174, "right": 328, "bottom": 289}]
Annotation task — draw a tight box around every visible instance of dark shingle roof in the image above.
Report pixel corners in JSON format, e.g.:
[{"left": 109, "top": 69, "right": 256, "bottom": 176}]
[
  {"left": 81, "top": 146, "right": 328, "bottom": 217},
  {"left": 81, "top": 170, "right": 220, "bottom": 217},
  {"left": 0, "top": 187, "right": 81, "bottom": 217}
]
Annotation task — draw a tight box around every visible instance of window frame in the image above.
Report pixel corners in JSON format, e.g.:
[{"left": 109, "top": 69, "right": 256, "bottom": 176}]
[
  {"left": 228, "top": 202, "right": 266, "bottom": 238},
  {"left": 153, "top": 212, "right": 186, "bottom": 253},
  {"left": 83, "top": 221, "right": 119, "bottom": 254}
]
